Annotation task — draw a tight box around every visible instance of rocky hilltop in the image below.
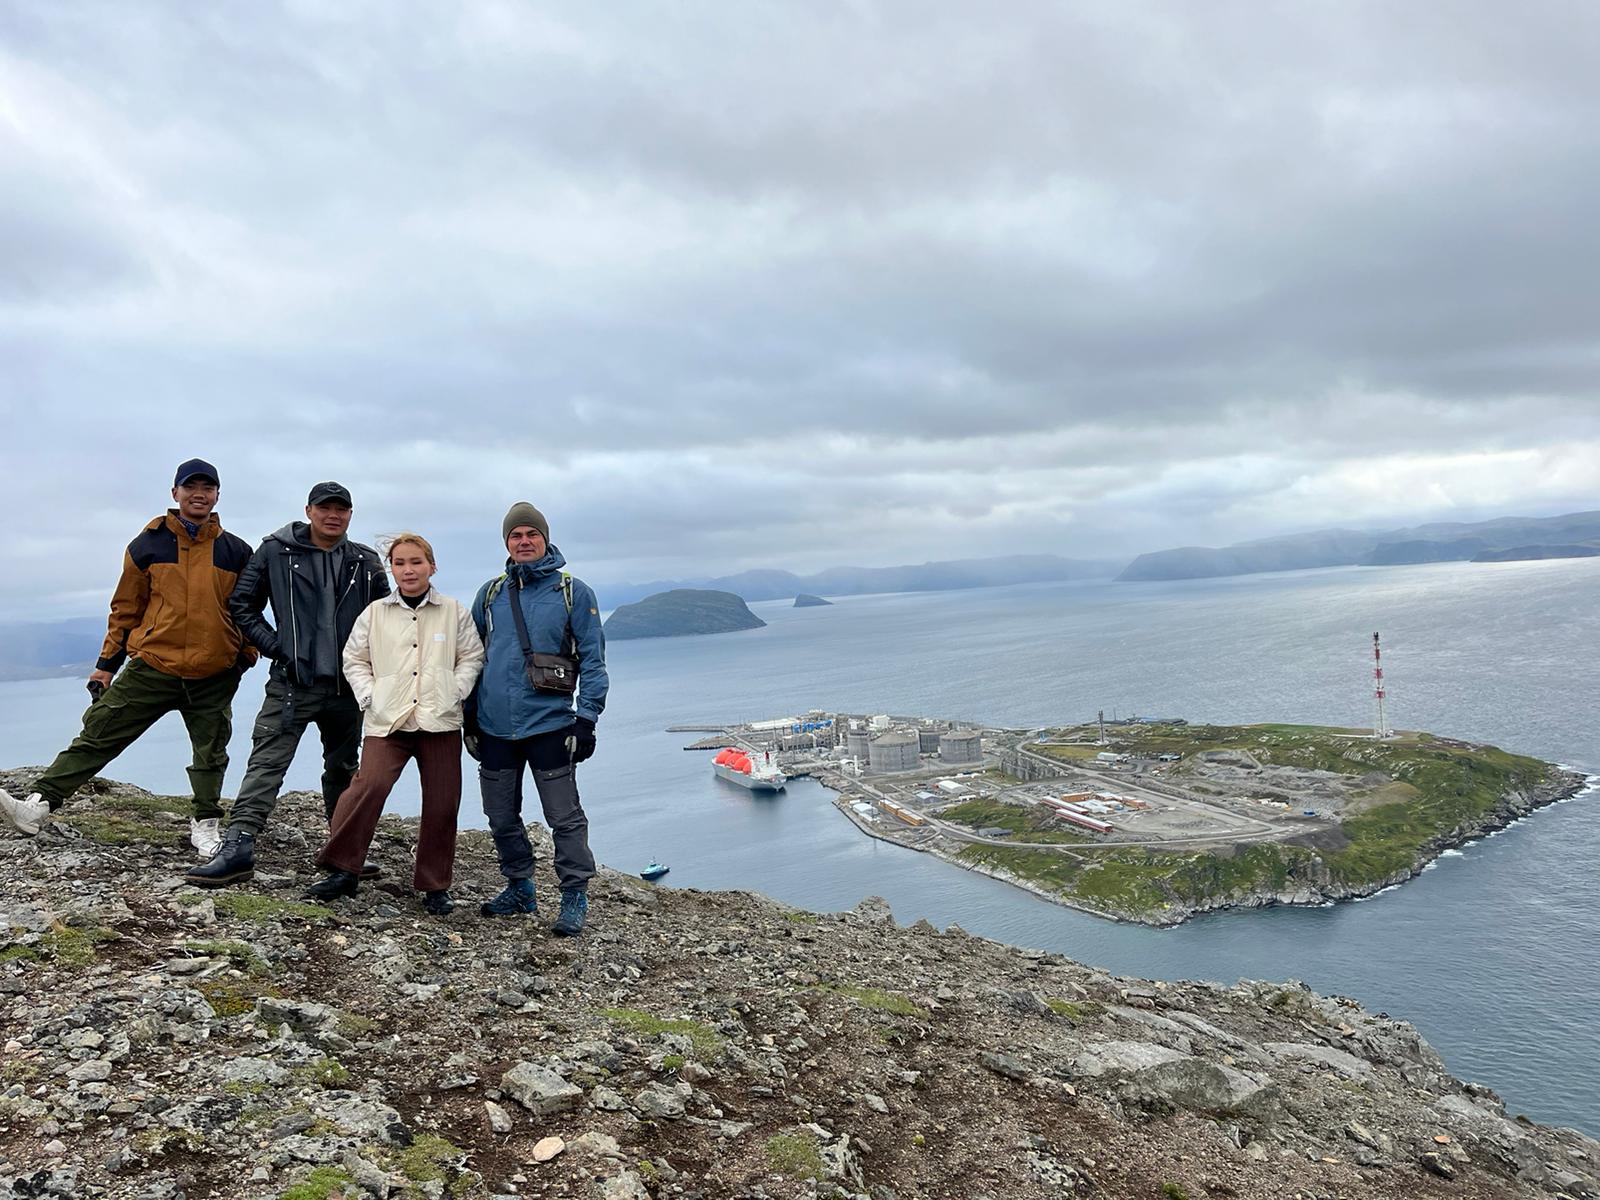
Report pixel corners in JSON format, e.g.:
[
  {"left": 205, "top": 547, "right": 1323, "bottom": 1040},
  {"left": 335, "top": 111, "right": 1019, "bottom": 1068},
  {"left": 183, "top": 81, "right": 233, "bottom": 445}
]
[
  {"left": 604, "top": 590, "right": 765, "bottom": 640},
  {"left": 4, "top": 771, "right": 1600, "bottom": 1200}
]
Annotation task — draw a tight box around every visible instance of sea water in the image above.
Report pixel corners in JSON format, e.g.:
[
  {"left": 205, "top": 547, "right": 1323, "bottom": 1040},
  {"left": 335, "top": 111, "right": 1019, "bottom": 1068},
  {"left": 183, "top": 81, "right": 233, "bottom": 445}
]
[{"left": 4, "top": 557, "right": 1598, "bottom": 1131}]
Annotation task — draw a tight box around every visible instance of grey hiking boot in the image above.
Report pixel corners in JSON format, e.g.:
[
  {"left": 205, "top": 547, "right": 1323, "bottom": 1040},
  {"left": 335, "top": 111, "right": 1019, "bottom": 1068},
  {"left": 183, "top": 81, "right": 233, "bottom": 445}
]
[
  {"left": 480, "top": 878, "right": 536, "bottom": 917},
  {"left": 185, "top": 829, "right": 256, "bottom": 887},
  {"left": 552, "top": 889, "right": 588, "bottom": 937}
]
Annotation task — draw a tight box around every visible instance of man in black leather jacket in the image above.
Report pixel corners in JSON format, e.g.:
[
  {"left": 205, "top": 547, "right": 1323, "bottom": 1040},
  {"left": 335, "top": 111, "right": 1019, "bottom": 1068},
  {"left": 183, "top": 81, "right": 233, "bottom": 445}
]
[{"left": 187, "top": 482, "right": 389, "bottom": 886}]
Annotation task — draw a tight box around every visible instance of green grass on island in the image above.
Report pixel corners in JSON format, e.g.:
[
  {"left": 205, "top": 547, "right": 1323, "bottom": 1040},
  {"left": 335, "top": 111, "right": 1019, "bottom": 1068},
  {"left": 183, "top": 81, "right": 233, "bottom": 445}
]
[{"left": 964, "top": 723, "right": 1560, "bottom": 921}]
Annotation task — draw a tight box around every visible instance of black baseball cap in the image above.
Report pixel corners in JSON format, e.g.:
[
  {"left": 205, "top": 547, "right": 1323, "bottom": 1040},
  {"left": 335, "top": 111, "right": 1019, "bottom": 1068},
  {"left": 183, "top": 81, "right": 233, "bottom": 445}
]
[
  {"left": 307, "top": 481, "right": 354, "bottom": 507},
  {"left": 174, "top": 458, "right": 220, "bottom": 487}
]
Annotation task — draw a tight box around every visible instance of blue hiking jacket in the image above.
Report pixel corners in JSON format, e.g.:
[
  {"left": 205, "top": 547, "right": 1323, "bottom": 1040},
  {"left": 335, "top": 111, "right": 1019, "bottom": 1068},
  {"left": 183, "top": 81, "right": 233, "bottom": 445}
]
[{"left": 469, "top": 546, "right": 609, "bottom": 739}]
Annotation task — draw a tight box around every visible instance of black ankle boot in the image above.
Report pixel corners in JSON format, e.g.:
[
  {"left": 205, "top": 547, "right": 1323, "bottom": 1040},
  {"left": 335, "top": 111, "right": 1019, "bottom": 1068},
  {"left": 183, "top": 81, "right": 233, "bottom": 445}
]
[
  {"left": 422, "top": 890, "right": 454, "bottom": 916},
  {"left": 184, "top": 829, "right": 256, "bottom": 888},
  {"left": 305, "top": 870, "right": 360, "bottom": 902}
]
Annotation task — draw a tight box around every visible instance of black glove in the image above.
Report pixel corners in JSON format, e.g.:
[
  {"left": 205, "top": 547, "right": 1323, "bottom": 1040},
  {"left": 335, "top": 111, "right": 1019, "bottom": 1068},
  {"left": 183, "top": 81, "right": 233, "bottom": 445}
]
[
  {"left": 463, "top": 710, "right": 482, "bottom": 762},
  {"left": 566, "top": 716, "right": 597, "bottom": 763}
]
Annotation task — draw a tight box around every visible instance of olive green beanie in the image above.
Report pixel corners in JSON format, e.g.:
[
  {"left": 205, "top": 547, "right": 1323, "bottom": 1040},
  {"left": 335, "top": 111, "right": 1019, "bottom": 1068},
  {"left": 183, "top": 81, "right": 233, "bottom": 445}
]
[{"left": 502, "top": 502, "right": 550, "bottom": 544}]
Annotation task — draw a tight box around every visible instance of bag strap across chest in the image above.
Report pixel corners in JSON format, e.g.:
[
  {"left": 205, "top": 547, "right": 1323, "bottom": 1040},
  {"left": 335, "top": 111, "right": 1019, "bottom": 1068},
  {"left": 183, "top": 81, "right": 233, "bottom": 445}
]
[{"left": 495, "top": 571, "right": 576, "bottom": 660}]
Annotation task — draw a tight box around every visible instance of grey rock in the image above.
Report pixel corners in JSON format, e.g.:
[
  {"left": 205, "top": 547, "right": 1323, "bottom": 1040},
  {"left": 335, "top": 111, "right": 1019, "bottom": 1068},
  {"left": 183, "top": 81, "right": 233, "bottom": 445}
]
[
  {"left": 501, "top": 1061, "right": 582, "bottom": 1115},
  {"left": 66, "top": 1059, "right": 112, "bottom": 1083},
  {"left": 484, "top": 1100, "right": 514, "bottom": 1133},
  {"left": 590, "top": 1085, "right": 628, "bottom": 1111},
  {"left": 343, "top": 1150, "right": 396, "bottom": 1198},
  {"left": 848, "top": 896, "right": 894, "bottom": 924},
  {"left": 269, "top": 1112, "right": 317, "bottom": 1141},
  {"left": 634, "top": 1083, "right": 688, "bottom": 1120},
  {"left": 573, "top": 1131, "right": 623, "bottom": 1157},
  {"left": 977, "top": 1051, "right": 1031, "bottom": 1081},
  {"left": 1071, "top": 1041, "right": 1277, "bottom": 1117},
  {"left": 313, "top": 1094, "right": 410, "bottom": 1143},
  {"left": 1264, "top": 1041, "right": 1375, "bottom": 1081},
  {"left": 221, "top": 1057, "right": 289, "bottom": 1086},
  {"left": 600, "top": 1170, "right": 652, "bottom": 1200},
  {"left": 256, "top": 997, "right": 340, "bottom": 1033}
]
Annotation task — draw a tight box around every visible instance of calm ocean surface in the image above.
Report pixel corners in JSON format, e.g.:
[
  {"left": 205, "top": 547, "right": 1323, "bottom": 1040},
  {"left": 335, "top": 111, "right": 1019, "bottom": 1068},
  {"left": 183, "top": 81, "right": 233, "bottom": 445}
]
[{"left": 5, "top": 558, "right": 1598, "bottom": 1132}]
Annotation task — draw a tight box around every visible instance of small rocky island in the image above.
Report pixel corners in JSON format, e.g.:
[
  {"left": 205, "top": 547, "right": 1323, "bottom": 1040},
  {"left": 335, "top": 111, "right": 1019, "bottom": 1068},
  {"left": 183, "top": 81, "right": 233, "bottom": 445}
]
[
  {"left": 3, "top": 771, "right": 1599, "bottom": 1199},
  {"left": 603, "top": 588, "right": 765, "bottom": 640},
  {"left": 793, "top": 593, "right": 832, "bottom": 608}
]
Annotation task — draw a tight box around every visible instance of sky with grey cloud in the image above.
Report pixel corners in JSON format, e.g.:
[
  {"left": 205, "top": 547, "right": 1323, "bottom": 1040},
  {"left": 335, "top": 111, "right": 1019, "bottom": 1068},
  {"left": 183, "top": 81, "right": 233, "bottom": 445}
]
[{"left": 3, "top": 1, "right": 1597, "bottom": 619}]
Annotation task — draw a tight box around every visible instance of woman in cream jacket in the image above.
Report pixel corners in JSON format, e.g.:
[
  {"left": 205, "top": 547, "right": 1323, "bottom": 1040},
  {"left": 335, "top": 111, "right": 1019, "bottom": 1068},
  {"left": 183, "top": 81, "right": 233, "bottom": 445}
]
[{"left": 309, "top": 532, "right": 484, "bottom": 913}]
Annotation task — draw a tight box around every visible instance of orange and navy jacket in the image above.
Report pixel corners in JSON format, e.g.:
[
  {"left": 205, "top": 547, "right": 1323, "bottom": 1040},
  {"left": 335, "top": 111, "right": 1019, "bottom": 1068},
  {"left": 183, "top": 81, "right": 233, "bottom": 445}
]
[{"left": 96, "top": 511, "right": 258, "bottom": 680}]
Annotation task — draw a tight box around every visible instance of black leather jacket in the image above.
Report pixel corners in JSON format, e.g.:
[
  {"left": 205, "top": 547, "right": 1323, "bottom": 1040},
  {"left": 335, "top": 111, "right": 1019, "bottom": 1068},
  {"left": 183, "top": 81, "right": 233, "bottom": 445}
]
[{"left": 228, "top": 523, "right": 389, "bottom": 688}]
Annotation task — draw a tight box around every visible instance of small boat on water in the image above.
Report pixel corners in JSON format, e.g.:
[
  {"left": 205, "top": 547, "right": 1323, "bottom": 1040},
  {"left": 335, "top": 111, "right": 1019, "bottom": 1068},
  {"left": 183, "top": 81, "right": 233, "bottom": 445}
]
[
  {"left": 640, "top": 861, "right": 670, "bottom": 881},
  {"left": 712, "top": 746, "right": 788, "bottom": 792}
]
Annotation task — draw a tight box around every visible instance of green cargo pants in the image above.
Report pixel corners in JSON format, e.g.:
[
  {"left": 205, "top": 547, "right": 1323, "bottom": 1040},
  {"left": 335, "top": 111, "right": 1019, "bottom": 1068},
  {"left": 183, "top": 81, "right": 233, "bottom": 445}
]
[{"left": 34, "top": 657, "right": 242, "bottom": 819}]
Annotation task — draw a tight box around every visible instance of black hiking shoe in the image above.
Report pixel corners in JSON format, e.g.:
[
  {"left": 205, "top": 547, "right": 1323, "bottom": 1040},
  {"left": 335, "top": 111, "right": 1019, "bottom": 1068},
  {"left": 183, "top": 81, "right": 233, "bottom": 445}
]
[
  {"left": 479, "top": 878, "right": 536, "bottom": 917},
  {"left": 305, "top": 870, "right": 360, "bottom": 902},
  {"left": 184, "top": 829, "right": 256, "bottom": 888},
  {"left": 358, "top": 859, "right": 382, "bottom": 880},
  {"left": 422, "top": 890, "right": 454, "bottom": 916}
]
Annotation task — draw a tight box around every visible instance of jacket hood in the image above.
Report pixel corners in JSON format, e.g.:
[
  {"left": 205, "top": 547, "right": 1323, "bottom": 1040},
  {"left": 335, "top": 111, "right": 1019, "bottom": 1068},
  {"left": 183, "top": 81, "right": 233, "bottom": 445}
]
[
  {"left": 505, "top": 544, "right": 568, "bottom": 582},
  {"left": 267, "top": 521, "right": 346, "bottom": 551}
]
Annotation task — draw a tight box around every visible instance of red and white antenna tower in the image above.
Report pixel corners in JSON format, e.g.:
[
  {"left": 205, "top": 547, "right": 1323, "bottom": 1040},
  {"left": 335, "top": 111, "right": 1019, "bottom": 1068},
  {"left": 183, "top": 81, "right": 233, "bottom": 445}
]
[{"left": 1372, "top": 631, "right": 1391, "bottom": 740}]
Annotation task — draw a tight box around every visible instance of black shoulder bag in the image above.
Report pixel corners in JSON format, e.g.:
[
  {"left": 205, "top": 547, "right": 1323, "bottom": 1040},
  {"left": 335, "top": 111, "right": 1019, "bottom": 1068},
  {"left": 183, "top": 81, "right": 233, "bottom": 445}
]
[{"left": 507, "top": 573, "right": 579, "bottom": 694}]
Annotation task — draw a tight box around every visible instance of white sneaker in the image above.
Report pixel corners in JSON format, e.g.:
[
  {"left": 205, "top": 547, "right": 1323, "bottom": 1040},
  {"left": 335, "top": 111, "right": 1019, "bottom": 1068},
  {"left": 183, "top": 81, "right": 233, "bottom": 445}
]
[
  {"left": 189, "top": 817, "right": 223, "bottom": 859},
  {"left": 0, "top": 788, "right": 50, "bottom": 837}
]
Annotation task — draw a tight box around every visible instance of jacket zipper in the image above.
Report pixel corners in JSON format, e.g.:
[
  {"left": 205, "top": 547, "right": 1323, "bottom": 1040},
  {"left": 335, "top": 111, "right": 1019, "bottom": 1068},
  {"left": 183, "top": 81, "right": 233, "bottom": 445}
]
[{"left": 287, "top": 553, "right": 299, "bottom": 683}]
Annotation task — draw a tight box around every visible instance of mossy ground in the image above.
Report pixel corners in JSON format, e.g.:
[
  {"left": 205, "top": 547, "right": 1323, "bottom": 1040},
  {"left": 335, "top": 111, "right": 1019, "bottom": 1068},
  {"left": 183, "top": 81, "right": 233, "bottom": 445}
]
[
  {"left": 60, "top": 789, "right": 190, "bottom": 845},
  {"left": 764, "top": 1131, "right": 825, "bottom": 1181},
  {"left": 212, "top": 893, "right": 332, "bottom": 923},
  {"left": 600, "top": 1008, "right": 723, "bottom": 1058},
  {"left": 813, "top": 982, "right": 927, "bottom": 1018},
  {"left": 39, "top": 923, "right": 119, "bottom": 967}
]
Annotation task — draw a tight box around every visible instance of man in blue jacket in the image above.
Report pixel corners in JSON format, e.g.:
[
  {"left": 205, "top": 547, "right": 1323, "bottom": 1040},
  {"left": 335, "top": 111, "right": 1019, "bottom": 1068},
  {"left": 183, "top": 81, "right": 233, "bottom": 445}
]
[{"left": 469, "top": 502, "right": 608, "bottom": 935}]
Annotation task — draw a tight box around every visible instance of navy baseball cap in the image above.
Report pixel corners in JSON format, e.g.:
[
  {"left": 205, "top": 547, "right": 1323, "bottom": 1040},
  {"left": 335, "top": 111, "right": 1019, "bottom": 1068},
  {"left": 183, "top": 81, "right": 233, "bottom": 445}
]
[
  {"left": 307, "top": 481, "right": 354, "bottom": 507},
  {"left": 174, "top": 458, "right": 219, "bottom": 487}
]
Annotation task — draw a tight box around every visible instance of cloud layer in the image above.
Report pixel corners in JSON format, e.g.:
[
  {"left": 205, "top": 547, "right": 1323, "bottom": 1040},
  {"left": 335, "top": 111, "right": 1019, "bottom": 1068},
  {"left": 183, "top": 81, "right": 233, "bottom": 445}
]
[{"left": 4, "top": 1, "right": 1597, "bottom": 615}]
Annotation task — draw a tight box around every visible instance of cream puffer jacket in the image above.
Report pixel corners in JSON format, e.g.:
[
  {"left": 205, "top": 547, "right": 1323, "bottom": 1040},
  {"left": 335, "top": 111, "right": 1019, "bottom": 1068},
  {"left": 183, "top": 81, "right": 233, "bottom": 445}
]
[{"left": 342, "top": 588, "right": 486, "bottom": 737}]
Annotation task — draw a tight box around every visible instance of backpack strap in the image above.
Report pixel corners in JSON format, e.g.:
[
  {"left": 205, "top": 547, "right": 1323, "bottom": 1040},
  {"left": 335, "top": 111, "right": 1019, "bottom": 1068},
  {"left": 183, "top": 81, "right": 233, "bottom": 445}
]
[
  {"left": 482, "top": 573, "right": 508, "bottom": 645},
  {"left": 560, "top": 571, "right": 577, "bottom": 659}
]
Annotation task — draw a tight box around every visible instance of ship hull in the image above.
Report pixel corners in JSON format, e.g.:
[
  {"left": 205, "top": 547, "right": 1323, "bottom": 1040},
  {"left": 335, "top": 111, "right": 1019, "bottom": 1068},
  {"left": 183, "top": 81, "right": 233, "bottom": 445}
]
[{"left": 713, "top": 762, "right": 788, "bottom": 791}]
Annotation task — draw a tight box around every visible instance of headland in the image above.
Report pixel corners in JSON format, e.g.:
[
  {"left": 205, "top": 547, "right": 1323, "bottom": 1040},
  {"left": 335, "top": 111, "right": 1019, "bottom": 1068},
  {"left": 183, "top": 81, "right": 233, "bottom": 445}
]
[{"left": 688, "top": 714, "right": 1588, "bottom": 927}]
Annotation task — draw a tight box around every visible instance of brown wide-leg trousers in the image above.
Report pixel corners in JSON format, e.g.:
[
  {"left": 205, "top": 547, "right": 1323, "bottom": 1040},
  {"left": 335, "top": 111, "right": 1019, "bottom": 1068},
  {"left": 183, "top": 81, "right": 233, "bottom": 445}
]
[{"left": 317, "top": 730, "right": 462, "bottom": 891}]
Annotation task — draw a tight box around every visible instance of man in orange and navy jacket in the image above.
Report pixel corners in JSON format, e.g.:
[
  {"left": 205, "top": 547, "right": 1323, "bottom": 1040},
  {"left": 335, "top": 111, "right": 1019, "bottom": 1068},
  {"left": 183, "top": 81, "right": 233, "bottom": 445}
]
[{"left": 0, "top": 459, "right": 256, "bottom": 855}]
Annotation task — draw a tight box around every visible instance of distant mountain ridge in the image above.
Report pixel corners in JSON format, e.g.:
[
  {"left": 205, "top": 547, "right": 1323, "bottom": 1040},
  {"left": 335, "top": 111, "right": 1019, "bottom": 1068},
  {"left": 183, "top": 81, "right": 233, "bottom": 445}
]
[
  {"left": 1119, "top": 510, "right": 1600, "bottom": 581},
  {"left": 0, "top": 617, "right": 104, "bottom": 682},
  {"left": 603, "top": 553, "right": 1120, "bottom": 606}
]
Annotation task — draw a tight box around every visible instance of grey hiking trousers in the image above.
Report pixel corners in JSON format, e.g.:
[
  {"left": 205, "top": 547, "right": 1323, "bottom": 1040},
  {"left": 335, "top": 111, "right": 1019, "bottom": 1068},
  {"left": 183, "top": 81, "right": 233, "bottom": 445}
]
[{"left": 478, "top": 729, "right": 595, "bottom": 892}]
